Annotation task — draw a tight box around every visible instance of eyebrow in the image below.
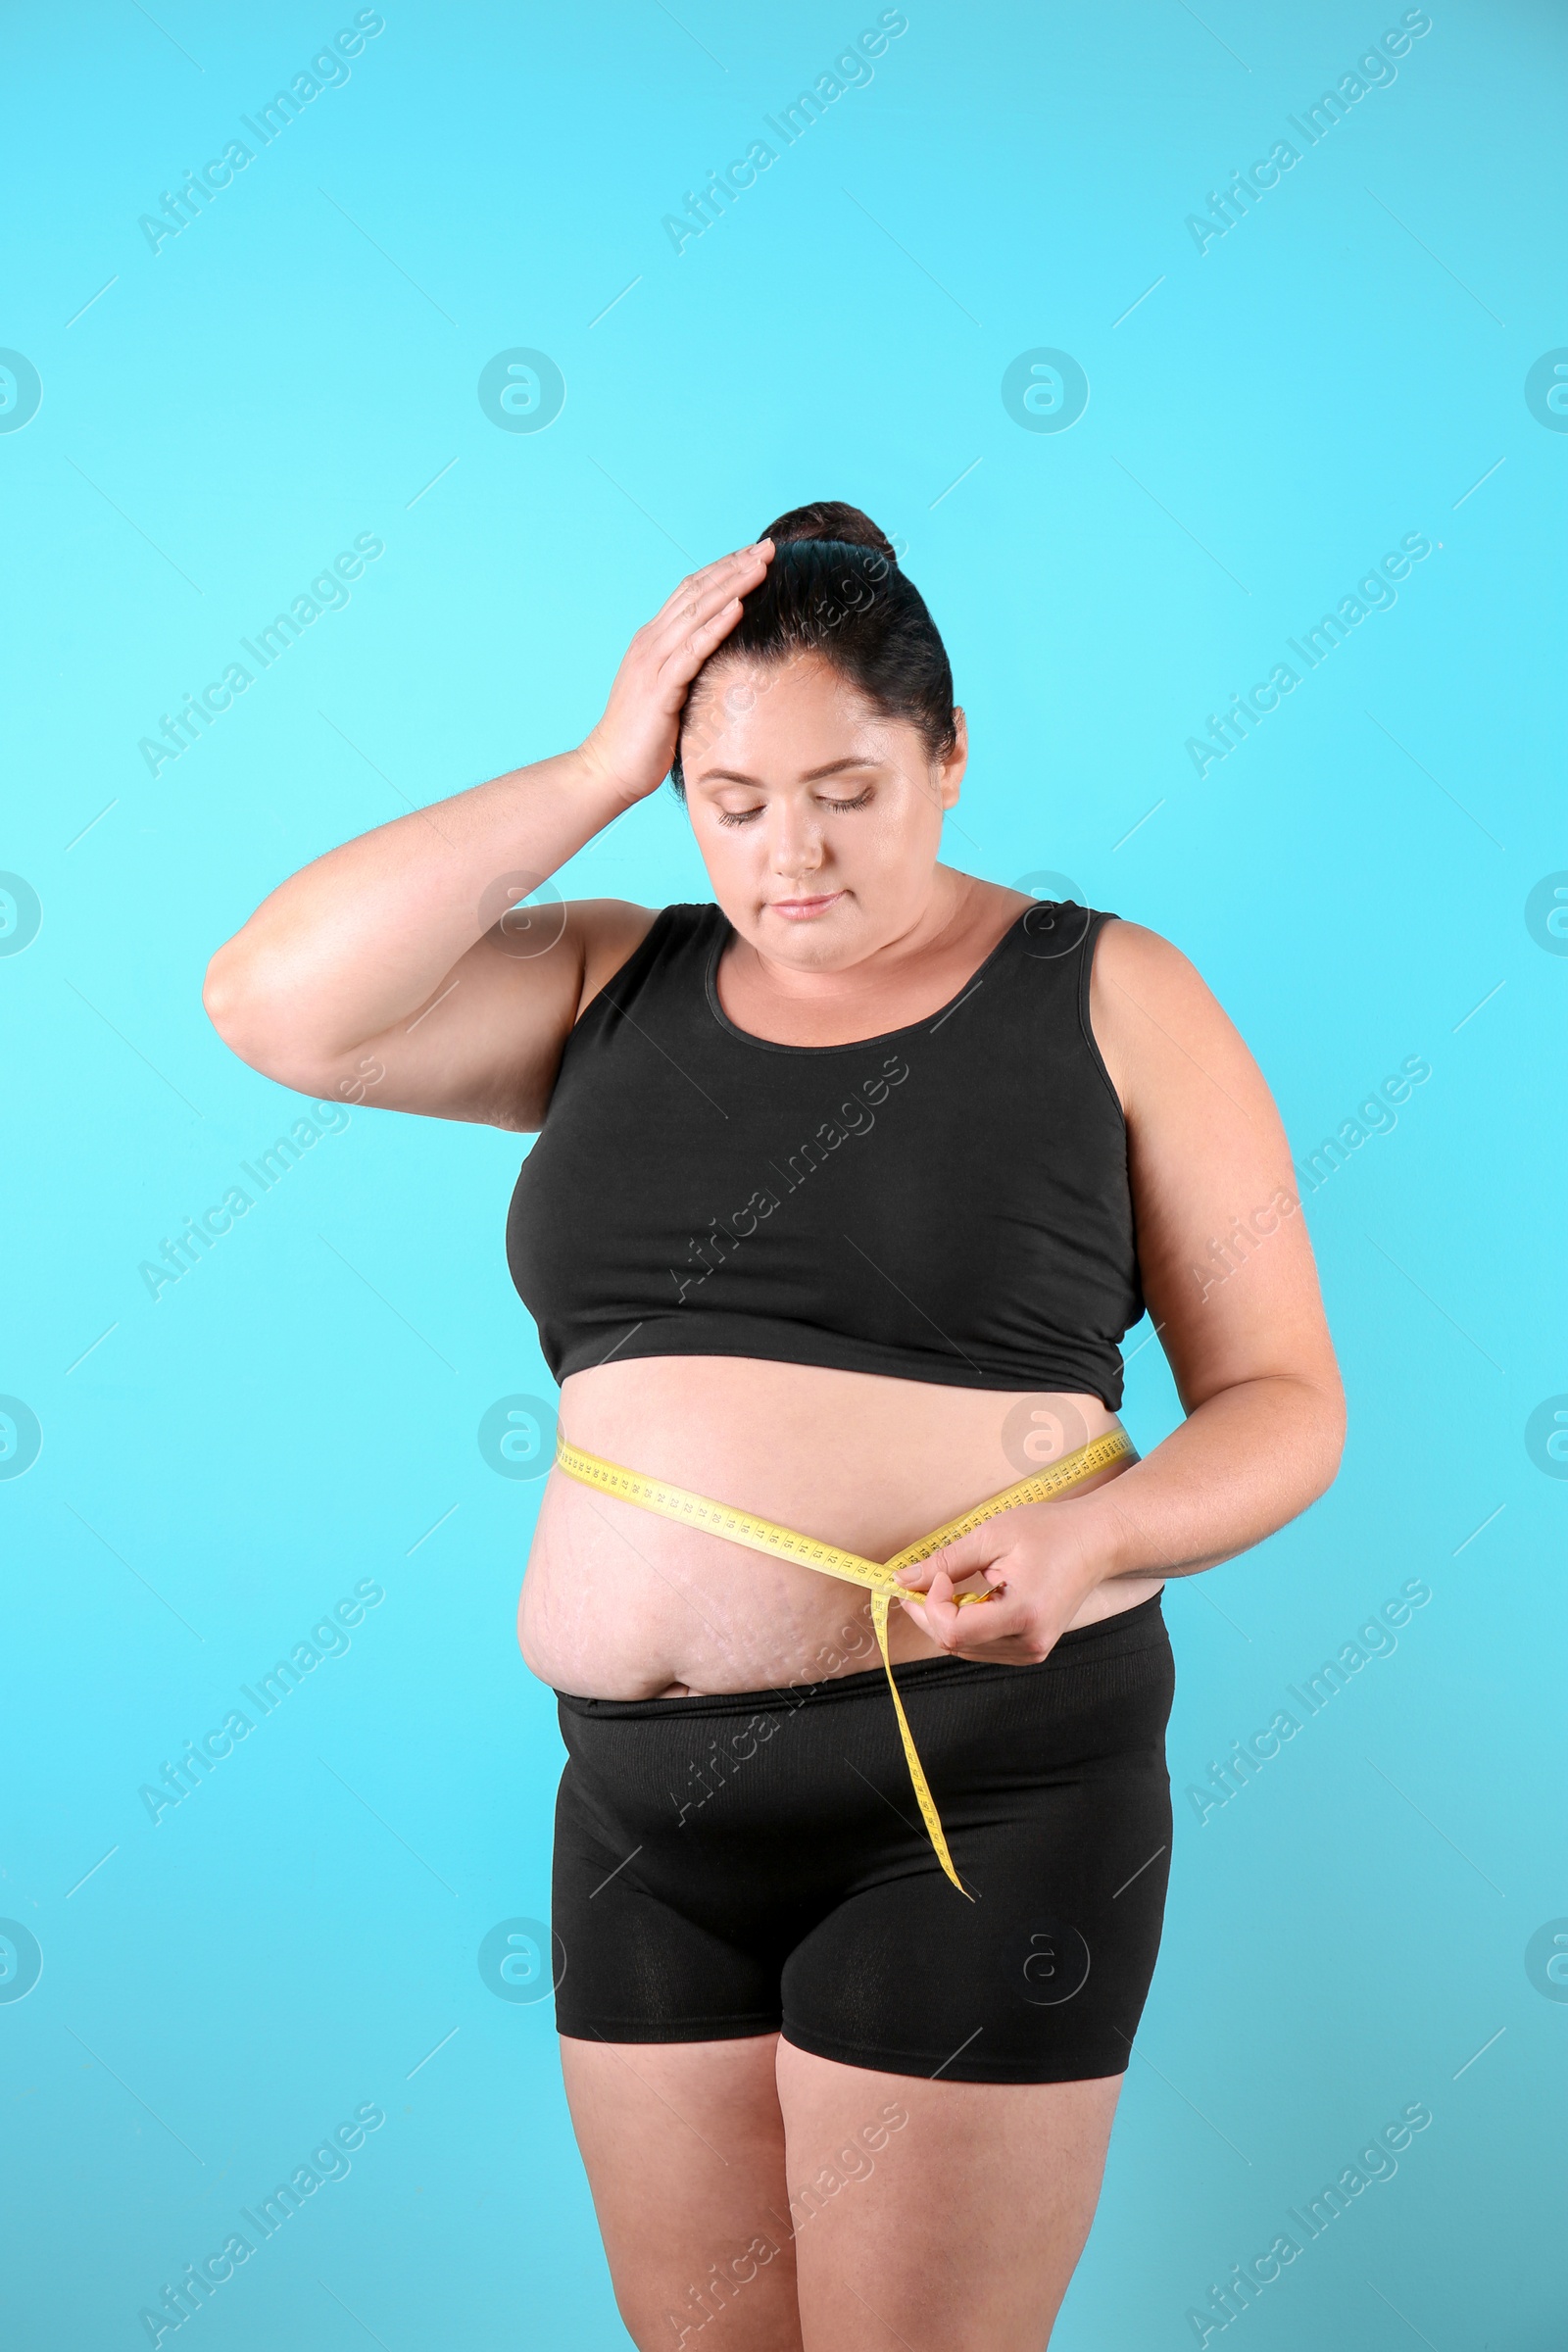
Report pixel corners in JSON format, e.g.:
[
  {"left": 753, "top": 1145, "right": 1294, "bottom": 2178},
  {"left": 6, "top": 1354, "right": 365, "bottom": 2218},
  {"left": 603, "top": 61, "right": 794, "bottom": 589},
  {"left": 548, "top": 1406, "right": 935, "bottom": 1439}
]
[{"left": 695, "top": 758, "right": 881, "bottom": 786}]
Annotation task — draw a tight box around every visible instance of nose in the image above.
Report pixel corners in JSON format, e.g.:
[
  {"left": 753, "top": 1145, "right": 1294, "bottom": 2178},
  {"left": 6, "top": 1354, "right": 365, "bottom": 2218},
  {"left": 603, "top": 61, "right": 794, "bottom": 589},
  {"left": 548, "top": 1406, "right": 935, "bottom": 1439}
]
[{"left": 771, "top": 802, "right": 825, "bottom": 881}]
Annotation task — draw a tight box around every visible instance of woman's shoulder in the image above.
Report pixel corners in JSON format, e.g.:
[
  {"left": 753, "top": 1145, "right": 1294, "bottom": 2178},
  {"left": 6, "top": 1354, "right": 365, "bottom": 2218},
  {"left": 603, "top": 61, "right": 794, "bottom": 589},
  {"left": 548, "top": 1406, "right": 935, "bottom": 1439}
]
[
  {"left": 1090, "top": 911, "right": 1203, "bottom": 991},
  {"left": 570, "top": 898, "right": 716, "bottom": 1021},
  {"left": 1087, "top": 914, "right": 1258, "bottom": 1121}
]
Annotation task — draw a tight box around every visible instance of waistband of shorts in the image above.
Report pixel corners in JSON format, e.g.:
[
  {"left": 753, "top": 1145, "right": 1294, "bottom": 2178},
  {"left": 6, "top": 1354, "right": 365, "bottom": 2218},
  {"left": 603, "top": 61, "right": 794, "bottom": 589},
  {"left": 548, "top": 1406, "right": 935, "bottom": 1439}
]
[{"left": 554, "top": 1589, "right": 1168, "bottom": 1722}]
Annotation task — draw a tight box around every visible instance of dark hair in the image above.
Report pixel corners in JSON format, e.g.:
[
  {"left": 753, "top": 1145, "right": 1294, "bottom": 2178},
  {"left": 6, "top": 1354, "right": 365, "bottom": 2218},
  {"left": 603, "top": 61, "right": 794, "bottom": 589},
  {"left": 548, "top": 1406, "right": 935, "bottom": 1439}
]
[{"left": 669, "top": 501, "right": 956, "bottom": 798}]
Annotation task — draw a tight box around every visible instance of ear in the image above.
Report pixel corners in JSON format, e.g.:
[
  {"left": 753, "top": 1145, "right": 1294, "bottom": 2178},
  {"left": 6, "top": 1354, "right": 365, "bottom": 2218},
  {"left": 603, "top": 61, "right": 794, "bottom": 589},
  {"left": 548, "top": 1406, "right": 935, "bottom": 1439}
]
[{"left": 937, "top": 707, "right": 969, "bottom": 806}]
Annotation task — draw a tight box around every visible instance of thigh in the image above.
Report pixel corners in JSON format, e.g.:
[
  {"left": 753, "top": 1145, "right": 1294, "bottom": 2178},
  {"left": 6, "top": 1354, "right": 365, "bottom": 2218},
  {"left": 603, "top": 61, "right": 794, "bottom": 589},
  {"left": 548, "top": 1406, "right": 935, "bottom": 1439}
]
[
  {"left": 560, "top": 2032, "right": 804, "bottom": 2351},
  {"left": 774, "top": 2041, "right": 1122, "bottom": 2352}
]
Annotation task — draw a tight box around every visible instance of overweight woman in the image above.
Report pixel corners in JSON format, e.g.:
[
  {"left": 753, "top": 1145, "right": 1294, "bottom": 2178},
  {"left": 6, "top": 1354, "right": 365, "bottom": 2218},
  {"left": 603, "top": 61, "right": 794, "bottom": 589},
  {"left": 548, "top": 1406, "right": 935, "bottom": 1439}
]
[{"left": 204, "top": 503, "right": 1345, "bottom": 2350}]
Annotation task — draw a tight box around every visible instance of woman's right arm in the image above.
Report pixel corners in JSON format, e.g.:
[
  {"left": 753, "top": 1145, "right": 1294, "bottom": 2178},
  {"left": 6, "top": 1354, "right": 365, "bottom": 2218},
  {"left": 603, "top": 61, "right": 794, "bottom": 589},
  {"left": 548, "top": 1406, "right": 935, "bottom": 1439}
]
[{"left": 201, "top": 538, "right": 771, "bottom": 1130}]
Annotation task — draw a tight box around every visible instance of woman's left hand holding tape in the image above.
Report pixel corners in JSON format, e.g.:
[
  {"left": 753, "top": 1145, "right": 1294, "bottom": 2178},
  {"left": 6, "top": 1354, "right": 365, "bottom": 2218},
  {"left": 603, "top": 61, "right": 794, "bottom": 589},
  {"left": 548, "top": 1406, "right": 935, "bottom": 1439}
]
[{"left": 891, "top": 1496, "right": 1109, "bottom": 1667}]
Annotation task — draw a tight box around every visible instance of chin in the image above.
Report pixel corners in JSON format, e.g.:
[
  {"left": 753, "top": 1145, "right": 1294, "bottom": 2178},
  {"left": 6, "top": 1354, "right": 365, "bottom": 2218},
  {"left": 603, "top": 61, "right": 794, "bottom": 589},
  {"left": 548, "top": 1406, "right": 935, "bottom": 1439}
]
[{"left": 762, "top": 901, "right": 863, "bottom": 954}]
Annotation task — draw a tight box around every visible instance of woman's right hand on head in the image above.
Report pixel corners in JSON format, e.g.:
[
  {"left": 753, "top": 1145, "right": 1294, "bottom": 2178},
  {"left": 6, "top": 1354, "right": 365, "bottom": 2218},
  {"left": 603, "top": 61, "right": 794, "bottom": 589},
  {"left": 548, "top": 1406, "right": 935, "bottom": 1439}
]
[{"left": 577, "top": 539, "right": 773, "bottom": 807}]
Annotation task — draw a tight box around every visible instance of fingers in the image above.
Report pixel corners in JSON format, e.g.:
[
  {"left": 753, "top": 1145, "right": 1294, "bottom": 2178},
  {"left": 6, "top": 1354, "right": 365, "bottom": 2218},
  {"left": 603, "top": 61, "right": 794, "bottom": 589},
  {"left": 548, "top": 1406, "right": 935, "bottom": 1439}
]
[
  {"left": 651, "top": 540, "right": 772, "bottom": 637},
  {"left": 898, "top": 1564, "right": 983, "bottom": 1644},
  {"left": 655, "top": 593, "right": 748, "bottom": 693},
  {"left": 897, "top": 1562, "right": 1035, "bottom": 1658},
  {"left": 650, "top": 570, "right": 767, "bottom": 673},
  {"left": 636, "top": 542, "right": 773, "bottom": 703},
  {"left": 916, "top": 1531, "right": 993, "bottom": 1584},
  {"left": 895, "top": 1537, "right": 998, "bottom": 1601},
  {"left": 906, "top": 1592, "right": 1033, "bottom": 1659}
]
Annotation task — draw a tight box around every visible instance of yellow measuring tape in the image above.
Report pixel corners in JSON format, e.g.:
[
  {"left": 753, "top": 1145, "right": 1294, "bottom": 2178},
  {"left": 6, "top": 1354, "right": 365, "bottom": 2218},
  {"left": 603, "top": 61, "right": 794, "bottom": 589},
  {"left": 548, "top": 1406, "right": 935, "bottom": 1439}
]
[{"left": 554, "top": 1427, "right": 1137, "bottom": 1899}]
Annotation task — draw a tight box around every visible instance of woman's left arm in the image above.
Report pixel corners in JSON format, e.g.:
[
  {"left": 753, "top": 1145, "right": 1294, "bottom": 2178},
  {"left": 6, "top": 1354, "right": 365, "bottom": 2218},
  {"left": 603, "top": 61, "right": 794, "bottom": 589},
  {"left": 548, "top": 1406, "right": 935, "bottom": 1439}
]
[{"left": 899, "top": 919, "right": 1347, "bottom": 1663}]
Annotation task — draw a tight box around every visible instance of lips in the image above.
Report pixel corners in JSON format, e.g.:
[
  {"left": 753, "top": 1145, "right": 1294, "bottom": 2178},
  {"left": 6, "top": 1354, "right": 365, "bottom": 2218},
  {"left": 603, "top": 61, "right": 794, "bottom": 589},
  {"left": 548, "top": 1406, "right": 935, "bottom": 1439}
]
[{"left": 769, "top": 891, "right": 844, "bottom": 917}]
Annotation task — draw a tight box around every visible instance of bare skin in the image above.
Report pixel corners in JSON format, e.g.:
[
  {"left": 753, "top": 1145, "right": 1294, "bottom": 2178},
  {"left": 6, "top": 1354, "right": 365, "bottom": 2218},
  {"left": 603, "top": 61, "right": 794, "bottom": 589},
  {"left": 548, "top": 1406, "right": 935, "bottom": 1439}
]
[
  {"left": 560, "top": 2034, "right": 1120, "bottom": 2351},
  {"left": 204, "top": 535, "right": 1346, "bottom": 2348}
]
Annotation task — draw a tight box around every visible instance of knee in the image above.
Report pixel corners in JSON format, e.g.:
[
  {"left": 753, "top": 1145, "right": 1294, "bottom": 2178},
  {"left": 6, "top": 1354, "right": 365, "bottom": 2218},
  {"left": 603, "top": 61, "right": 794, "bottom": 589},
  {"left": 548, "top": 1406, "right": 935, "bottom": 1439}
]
[{"left": 616, "top": 2231, "right": 793, "bottom": 2349}]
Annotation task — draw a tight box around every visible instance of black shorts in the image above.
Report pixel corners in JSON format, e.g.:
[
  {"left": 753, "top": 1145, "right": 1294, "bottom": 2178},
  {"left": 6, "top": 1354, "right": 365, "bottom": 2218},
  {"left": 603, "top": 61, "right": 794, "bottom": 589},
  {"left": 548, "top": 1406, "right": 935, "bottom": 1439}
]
[{"left": 550, "top": 1592, "right": 1175, "bottom": 2084}]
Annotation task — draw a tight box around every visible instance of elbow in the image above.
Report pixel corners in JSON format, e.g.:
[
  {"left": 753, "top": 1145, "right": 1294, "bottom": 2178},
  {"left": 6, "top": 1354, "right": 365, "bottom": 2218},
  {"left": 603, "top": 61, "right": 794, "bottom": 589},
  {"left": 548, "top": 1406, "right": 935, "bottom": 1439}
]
[
  {"left": 203, "top": 941, "right": 274, "bottom": 1067},
  {"left": 202, "top": 940, "right": 327, "bottom": 1092},
  {"left": 202, "top": 943, "right": 248, "bottom": 1048},
  {"left": 1302, "top": 1369, "right": 1348, "bottom": 1502}
]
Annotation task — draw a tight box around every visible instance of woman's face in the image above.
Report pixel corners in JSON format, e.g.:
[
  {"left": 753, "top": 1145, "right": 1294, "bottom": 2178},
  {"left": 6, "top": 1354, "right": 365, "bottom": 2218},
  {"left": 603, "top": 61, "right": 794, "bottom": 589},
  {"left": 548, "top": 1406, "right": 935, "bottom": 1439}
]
[{"left": 678, "top": 651, "right": 968, "bottom": 970}]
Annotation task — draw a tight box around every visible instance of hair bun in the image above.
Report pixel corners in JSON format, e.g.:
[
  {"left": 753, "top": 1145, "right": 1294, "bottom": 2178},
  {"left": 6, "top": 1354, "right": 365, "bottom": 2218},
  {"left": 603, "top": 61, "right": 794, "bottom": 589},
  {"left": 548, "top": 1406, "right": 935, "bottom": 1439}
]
[{"left": 758, "top": 501, "right": 897, "bottom": 566}]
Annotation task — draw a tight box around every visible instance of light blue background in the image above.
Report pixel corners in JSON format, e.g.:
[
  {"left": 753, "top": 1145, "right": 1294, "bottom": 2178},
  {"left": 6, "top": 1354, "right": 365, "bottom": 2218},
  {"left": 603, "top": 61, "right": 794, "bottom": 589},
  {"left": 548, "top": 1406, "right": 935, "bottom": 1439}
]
[{"left": 2, "top": 3, "right": 1563, "bottom": 2344}]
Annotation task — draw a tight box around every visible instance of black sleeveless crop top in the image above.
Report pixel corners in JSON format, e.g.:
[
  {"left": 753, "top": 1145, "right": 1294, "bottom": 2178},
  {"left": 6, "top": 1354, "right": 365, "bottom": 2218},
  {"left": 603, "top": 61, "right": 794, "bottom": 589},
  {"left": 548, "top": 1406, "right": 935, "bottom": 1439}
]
[{"left": 506, "top": 901, "right": 1144, "bottom": 1406}]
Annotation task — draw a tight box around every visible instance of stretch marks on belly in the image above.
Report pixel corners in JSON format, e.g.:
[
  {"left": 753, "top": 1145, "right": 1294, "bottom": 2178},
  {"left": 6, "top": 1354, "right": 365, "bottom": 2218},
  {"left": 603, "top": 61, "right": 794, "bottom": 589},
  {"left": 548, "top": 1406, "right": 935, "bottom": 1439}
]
[{"left": 552, "top": 1428, "right": 1138, "bottom": 1896}]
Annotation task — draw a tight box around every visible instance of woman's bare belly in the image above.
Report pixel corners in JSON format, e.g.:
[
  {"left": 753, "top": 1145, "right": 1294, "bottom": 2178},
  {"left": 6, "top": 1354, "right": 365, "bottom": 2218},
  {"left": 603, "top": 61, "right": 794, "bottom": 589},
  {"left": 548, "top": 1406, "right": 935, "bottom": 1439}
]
[{"left": 516, "top": 1356, "right": 1162, "bottom": 1699}]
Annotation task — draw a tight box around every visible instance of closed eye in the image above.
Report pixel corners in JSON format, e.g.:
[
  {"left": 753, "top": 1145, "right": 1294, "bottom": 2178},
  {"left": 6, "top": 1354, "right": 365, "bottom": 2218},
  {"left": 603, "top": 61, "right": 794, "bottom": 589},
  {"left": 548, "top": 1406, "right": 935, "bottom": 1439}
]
[{"left": 715, "top": 787, "right": 873, "bottom": 828}]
